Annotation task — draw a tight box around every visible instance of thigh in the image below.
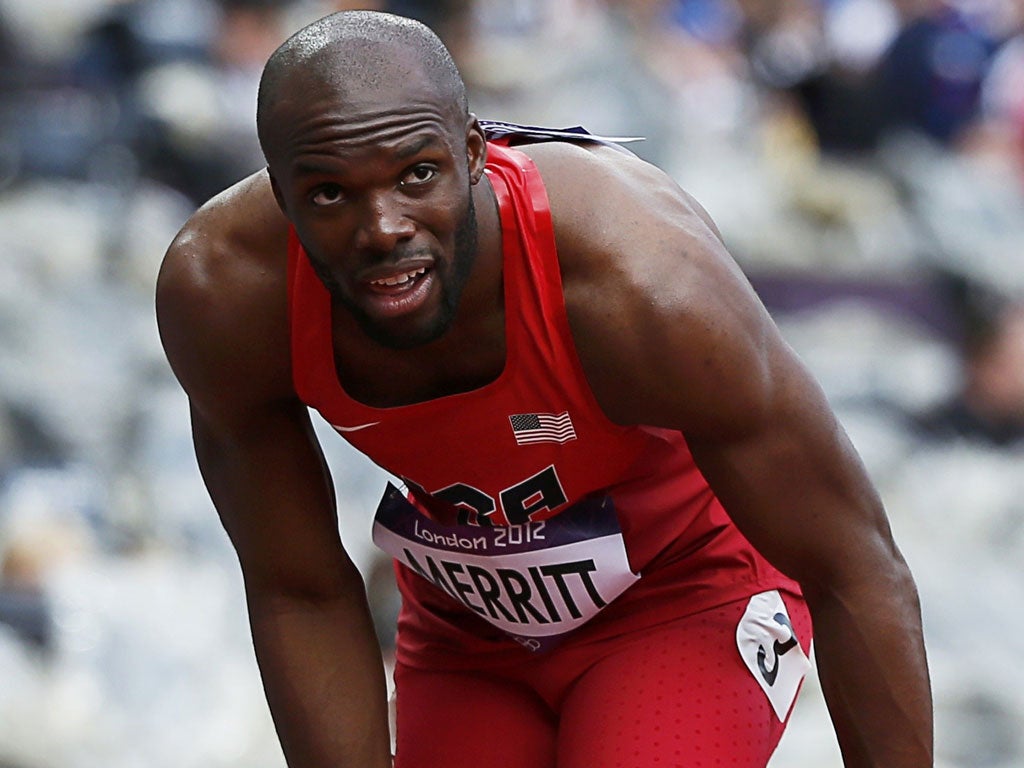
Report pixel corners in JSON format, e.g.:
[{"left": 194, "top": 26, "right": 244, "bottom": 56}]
[
  {"left": 556, "top": 591, "right": 812, "bottom": 768},
  {"left": 393, "top": 663, "right": 558, "bottom": 768}
]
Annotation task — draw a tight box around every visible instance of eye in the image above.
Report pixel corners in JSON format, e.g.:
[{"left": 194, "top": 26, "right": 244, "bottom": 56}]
[
  {"left": 400, "top": 164, "right": 437, "bottom": 186},
  {"left": 311, "top": 184, "right": 345, "bottom": 207}
]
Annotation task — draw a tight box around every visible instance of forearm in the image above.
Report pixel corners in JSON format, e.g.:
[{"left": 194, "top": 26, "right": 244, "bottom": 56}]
[
  {"left": 805, "top": 560, "right": 933, "bottom": 767},
  {"left": 247, "top": 585, "right": 393, "bottom": 768}
]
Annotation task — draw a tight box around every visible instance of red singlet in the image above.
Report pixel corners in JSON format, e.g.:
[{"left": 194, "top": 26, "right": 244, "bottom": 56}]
[{"left": 287, "top": 138, "right": 812, "bottom": 766}]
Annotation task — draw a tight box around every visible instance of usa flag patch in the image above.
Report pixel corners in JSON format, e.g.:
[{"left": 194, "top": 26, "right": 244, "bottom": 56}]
[{"left": 509, "top": 412, "right": 577, "bottom": 445}]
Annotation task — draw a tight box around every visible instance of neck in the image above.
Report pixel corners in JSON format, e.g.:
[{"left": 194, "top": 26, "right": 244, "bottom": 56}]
[{"left": 454, "top": 173, "right": 503, "bottom": 325}]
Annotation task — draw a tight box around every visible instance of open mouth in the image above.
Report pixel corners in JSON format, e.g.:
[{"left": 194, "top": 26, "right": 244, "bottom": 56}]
[
  {"left": 368, "top": 266, "right": 428, "bottom": 290},
  {"left": 361, "top": 264, "right": 436, "bottom": 320}
]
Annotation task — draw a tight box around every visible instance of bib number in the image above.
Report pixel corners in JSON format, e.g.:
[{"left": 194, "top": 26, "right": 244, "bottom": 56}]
[{"left": 372, "top": 484, "right": 640, "bottom": 651}]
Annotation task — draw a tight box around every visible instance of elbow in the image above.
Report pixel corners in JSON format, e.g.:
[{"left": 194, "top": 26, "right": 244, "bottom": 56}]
[
  {"left": 795, "top": 535, "right": 922, "bottom": 620},
  {"left": 242, "top": 557, "right": 368, "bottom": 613}
]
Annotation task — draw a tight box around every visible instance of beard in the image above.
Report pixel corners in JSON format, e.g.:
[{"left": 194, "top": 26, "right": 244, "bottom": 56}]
[{"left": 310, "top": 192, "right": 479, "bottom": 350}]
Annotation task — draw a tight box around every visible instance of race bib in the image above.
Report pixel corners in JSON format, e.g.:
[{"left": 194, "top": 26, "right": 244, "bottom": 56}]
[
  {"left": 372, "top": 483, "right": 640, "bottom": 651},
  {"left": 735, "top": 590, "right": 811, "bottom": 721}
]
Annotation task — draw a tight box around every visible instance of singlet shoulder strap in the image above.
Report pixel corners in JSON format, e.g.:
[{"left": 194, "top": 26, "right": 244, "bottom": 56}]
[{"left": 479, "top": 120, "right": 643, "bottom": 152}]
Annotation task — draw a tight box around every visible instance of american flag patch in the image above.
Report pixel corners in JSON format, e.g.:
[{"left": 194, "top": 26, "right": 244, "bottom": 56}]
[{"left": 509, "top": 412, "right": 577, "bottom": 445}]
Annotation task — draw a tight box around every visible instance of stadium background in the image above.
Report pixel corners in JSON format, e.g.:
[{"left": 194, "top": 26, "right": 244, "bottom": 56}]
[{"left": 1, "top": 0, "right": 1023, "bottom": 765}]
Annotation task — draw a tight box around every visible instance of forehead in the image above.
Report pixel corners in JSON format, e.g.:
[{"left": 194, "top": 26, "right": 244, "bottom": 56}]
[
  {"left": 274, "top": 104, "right": 462, "bottom": 177},
  {"left": 266, "top": 65, "right": 463, "bottom": 172}
]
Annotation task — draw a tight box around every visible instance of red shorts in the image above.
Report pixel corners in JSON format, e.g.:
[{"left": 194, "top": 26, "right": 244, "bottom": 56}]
[{"left": 393, "top": 589, "right": 812, "bottom": 768}]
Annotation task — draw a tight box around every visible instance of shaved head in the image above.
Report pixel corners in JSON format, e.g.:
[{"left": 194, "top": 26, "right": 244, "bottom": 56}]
[{"left": 256, "top": 11, "right": 468, "bottom": 163}]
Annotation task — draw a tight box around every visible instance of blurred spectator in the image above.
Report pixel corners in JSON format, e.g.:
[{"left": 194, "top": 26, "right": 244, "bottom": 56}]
[
  {"left": 0, "top": 517, "right": 90, "bottom": 653},
  {"left": 326, "top": 0, "right": 385, "bottom": 9},
  {"left": 872, "top": 0, "right": 1003, "bottom": 146},
  {"left": 455, "top": 0, "right": 677, "bottom": 168},
  {"left": 781, "top": 0, "right": 899, "bottom": 153},
  {"left": 625, "top": 0, "right": 754, "bottom": 143},
  {"left": 0, "top": 8, "right": 28, "bottom": 188},
  {"left": 917, "top": 289, "right": 1024, "bottom": 445},
  {"left": 36, "top": 0, "right": 298, "bottom": 203},
  {"left": 0, "top": 545, "right": 52, "bottom": 652},
  {"left": 132, "top": 0, "right": 296, "bottom": 202},
  {"left": 961, "top": 3, "right": 1024, "bottom": 185},
  {"left": 758, "top": 0, "right": 1011, "bottom": 155},
  {"left": 385, "top": 0, "right": 473, "bottom": 56}
]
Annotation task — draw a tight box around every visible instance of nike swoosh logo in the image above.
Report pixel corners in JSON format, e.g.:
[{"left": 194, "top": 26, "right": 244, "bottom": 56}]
[{"left": 332, "top": 421, "right": 381, "bottom": 432}]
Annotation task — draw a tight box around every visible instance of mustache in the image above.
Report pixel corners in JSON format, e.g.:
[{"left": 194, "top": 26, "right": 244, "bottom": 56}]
[{"left": 362, "top": 243, "right": 435, "bottom": 264}]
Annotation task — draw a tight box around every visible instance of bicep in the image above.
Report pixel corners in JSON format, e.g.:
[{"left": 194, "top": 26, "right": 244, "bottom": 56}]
[
  {"left": 629, "top": 274, "right": 899, "bottom": 589},
  {"left": 683, "top": 343, "right": 901, "bottom": 594},
  {"left": 650, "top": 258, "right": 901, "bottom": 589},
  {"left": 191, "top": 401, "right": 358, "bottom": 598}
]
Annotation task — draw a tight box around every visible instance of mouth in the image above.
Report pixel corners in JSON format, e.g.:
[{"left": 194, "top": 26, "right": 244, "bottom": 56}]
[
  {"left": 368, "top": 266, "right": 429, "bottom": 290},
  {"left": 359, "top": 262, "right": 436, "bottom": 320}
]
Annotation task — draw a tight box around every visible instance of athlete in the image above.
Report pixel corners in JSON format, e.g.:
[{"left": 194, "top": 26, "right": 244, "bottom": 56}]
[{"left": 155, "top": 10, "right": 933, "bottom": 768}]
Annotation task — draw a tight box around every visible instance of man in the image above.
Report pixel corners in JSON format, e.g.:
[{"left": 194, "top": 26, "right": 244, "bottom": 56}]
[{"left": 156, "top": 10, "right": 932, "bottom": 768}]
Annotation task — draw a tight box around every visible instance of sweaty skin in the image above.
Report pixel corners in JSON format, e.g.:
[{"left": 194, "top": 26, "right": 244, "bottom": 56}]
[{"left": 157, "top": 31, "right": 932, "bottom": 768}]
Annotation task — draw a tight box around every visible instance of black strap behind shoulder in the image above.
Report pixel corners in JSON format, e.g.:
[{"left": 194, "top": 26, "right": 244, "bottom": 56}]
[{"left": 479, "top": 120, "right": 642, "bottom": 149}]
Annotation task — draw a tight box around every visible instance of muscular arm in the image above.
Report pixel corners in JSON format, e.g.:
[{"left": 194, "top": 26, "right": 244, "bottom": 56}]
[
  {"left": 156, "top": 172, "right": 391, "bottom": 767},
  {"left": 533, "top": 143, "right": 933, "bottom": 766}
]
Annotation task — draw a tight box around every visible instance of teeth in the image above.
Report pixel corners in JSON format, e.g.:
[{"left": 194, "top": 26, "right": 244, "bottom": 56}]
[{"left": 371, "top": 267, "right": 426, "bottom": 287}]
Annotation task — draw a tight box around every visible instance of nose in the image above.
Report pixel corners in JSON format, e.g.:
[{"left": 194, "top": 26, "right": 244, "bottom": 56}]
[{"left": 353, "top": 189, "right": 416, "bottom": 253}]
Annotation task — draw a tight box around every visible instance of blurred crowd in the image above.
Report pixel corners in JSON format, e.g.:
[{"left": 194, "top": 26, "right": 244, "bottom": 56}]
[{"left": 0, "top": 0, "right": 1022, "bottom": 766}]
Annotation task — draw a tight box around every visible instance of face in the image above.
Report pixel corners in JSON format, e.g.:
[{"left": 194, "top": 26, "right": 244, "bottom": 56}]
[{"left": 268, "top": 76, "right": 486, "bottom": 350}]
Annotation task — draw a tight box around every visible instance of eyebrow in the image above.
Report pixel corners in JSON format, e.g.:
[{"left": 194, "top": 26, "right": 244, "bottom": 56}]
[
  {"left": 289, "top": 135, "right": 444, "bottom": 178},
  {"left": 291, "top": 160, "right": 337, "bottom": 178},
  {"left": 395, "top": 134, "right": 440, "bottom": 160}
]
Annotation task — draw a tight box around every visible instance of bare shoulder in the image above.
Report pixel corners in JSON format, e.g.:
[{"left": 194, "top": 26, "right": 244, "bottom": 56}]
[
  {"left": 156, "top": 169, "right": 295, "bottom": 423},
  {"left": 161, "top": 168, "right": 289, "bottom": 288},
  {"left": 517, "top": 140, "right": 724, "bottom": 270},
  {"left": 520, "top": 141, "right": 788, "bottom": 438}
]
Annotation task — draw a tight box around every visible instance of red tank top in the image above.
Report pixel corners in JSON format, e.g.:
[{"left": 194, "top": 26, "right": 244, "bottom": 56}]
[{"left": 287, "top": 142, "right": 798, "bottom": 666}]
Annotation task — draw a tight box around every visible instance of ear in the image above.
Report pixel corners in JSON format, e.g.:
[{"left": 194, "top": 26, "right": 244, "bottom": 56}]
[{"left": 466, "top": 115, "right": 487, "bottom": 185}]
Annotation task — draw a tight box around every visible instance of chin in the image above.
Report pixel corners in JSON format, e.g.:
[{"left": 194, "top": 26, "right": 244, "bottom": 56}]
[{"left": 363, "top": 313, "right": 454, "bottom": 351}]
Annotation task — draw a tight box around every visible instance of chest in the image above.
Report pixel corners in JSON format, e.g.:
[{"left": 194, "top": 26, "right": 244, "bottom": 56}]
[
  {"left": 332, "top": 390, "right": 640, "bottom": 528},
  {"left": 329, "top": 304, "right": 507, "bottom": 408}
]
